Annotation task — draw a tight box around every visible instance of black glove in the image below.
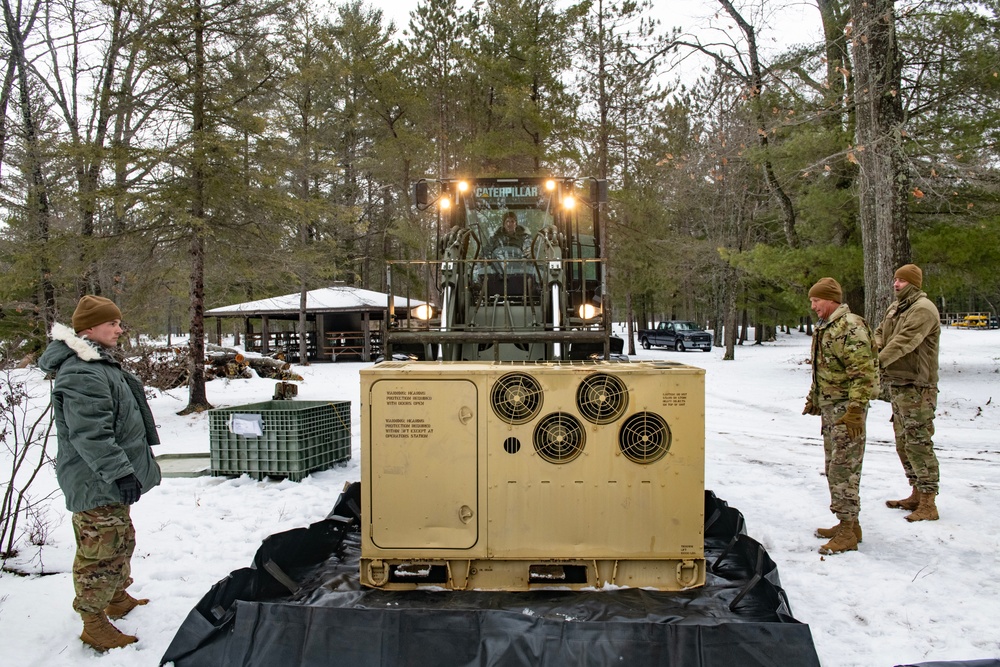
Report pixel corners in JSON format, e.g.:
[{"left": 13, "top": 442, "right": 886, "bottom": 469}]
[{"left": 115, "top": 473, "right": 142, "bottom": 505}]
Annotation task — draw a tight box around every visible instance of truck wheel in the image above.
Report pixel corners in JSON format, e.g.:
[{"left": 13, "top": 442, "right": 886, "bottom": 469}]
[
  {"left": 675, "top": 340, "right": 685, "bottom": 352},
  {"left": 641, "top": 337, "right": 650, "bottom": 350}
]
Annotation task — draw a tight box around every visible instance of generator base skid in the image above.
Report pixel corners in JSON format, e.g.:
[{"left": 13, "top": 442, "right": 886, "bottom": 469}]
[
  {"left": 364, "top": 556, "right": 704, "bottom": 591},
  {"left": 361, "top": 360, "right": 707, "bottom": 592},
  {"left": 160, "top": 486, "right": 822, "bottom": 667}
]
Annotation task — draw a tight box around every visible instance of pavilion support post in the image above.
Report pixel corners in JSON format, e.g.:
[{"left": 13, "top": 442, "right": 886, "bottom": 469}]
[{"left": 363, "top": 312, "right": 371, "bottom": 361}]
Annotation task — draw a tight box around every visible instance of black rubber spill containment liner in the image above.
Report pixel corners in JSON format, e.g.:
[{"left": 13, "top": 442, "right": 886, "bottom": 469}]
[{"left": 161, "top": 486, "right": 822, "bottom": 667}]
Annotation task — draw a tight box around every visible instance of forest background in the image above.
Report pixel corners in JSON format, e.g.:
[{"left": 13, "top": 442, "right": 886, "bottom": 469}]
[{"left": 1, "top": 0, "right": 998, "bottom": 411}]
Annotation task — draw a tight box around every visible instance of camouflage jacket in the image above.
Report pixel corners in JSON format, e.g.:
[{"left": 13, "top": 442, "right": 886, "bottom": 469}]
[
  {"left": 874, "top": 284, "right": 940, "bottom": 388},
  {"left": 809, "top": 303, "right": 879, "bottom": 407}
]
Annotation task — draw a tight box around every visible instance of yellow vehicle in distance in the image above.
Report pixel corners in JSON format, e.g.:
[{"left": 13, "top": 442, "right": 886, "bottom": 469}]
[{"left": 954, "top": 314, "right": 989, "bottom": 328}]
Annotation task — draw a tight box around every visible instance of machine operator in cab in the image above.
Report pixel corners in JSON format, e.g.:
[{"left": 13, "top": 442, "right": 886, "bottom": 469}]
[{"left": 485, "top": 211, "right": 530, "bottom": 259}]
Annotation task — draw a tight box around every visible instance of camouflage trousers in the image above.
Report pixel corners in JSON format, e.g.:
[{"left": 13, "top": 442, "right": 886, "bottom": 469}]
[
  {"left": 890, "top": 384, "right": 940, "bottom": 494},
  {"left": 820, "top": 402, "right": 867, "bottom": 521},
  {"left": 71, "top": 504, "right": 136, "bottom": 615}
]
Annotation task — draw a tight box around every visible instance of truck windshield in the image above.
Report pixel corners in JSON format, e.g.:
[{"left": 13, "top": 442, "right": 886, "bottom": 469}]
[{"left": 675, "top": 322, "right": 699, "bottom": 331}]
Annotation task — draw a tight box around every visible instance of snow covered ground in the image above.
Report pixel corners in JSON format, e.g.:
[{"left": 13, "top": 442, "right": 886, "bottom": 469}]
[{"left": 1, "top": 326, "right": 998, "bottom": 666}]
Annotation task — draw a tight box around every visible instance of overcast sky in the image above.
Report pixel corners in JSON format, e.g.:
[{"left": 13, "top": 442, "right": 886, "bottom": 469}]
[{"left": 368, "top": 0, "right": 823, "bottom": 87}]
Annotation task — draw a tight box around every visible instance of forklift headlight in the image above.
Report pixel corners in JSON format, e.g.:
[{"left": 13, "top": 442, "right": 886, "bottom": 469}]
[
  {"left": 411, "top": 304, "right": 436, "bottom": 321},
  {"left": 578, "top": 303, "right": 601, "bottom": 320}
]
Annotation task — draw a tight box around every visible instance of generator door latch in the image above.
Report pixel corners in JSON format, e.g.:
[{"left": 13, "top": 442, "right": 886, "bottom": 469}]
[
  {"left": 458, "top": 406, "right": 474, "bottom": 424},
  {"left": 459, "top": 505, "right": 474, "bottom": 523}
]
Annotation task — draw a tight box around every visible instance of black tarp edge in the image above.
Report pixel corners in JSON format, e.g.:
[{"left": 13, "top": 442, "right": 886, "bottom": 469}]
[{"left": 161, "top": 488, "right": 822, "bottom": 667}]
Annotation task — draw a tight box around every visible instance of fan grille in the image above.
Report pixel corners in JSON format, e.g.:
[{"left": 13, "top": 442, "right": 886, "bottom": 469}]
[
  {"left": 533, "top": 412, "right": 585, "bottom": 463},
  {"left": 577, "top": 373, "right": 628, "bottom": 424},
  {"left": 619, "top": 412, "right": 671, "bottom": 464},
  {"left": 490, "top": 373, "right": 543, "bottom": 424}
]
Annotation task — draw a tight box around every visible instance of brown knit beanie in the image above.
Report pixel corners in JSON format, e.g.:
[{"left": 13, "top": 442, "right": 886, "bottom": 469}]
[
  {"left": 808, "top": 277, "right": 843, "bottom": 303},
  {"left": 72, "top": 295, "right": 123, "bottom": 332},
  {"left": 894, "top": 264, "right": 922, "bottom": 288}
]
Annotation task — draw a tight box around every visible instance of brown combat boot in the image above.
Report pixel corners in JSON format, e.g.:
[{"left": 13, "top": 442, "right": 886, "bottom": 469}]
[
  {"left": 818, "top": 519, "right": 859, "bottom": 555},
  {"left": 106, "top": 589, "right": 149, "bottom": 620},
  {"left": 80, "top": 611, "right": 138, "bottom": 652},
  {"left": 905, "top": 492, "right": 939, "bottom": 522},
  {"left": 886, "top": 487, "right": 920, "bottom": 511},
  {"left": 815, "top": 520, "right": 863, "bottom": 543}
]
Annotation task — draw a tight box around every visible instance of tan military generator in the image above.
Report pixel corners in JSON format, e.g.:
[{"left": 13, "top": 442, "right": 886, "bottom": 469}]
[{"left": 360, "top": 359, "right": 706, "bottom": 591}]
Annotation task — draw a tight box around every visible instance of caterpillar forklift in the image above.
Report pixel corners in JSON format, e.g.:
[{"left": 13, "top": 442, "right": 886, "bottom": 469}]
[{"left": 385, "top": 176, "right": 621, "bottom": 361}]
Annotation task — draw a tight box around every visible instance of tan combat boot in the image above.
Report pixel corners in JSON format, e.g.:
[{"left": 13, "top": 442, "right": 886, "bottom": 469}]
[
  {"left": 80, "top": 611, "right": 138, "bottom": 652},
  {"left": 886, "top": 487, "right": 919, "bottom": 511},
  {"left": 106, "top": 589, "right": 149, "bottom": 620},
  {"left": 905, "top": 492, "right": 939, "bottom": 522},
  {"left": 815, "top": 520, "right": 863, "bottom": 543},
  {"left": 818, "top": 519, "right": 859, "bottom": 555}
]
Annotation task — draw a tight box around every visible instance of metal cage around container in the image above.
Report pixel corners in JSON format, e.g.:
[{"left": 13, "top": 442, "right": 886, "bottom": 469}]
[{"left": 209, "top": 400, "right": 351, "bottom": 481}]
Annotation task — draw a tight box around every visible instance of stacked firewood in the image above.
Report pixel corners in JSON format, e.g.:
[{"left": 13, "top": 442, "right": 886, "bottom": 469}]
[
  {"left": 121, "top": 344, "right": 302, "bottom": 390},
  {"left": 205, "top": 350, "right": 303, "bottom": 382}
]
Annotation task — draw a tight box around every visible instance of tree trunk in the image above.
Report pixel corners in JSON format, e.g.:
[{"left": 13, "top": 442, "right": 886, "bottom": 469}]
[
  {"left": 4, "top": 0, "right": 56, "bottom": 325},
  {"left": 0, "top": 56, "right": 15, "bottom": 181},
  {"left": 298, "top": 283, "right": 309, "bottom": 364},
  {"left": 722, "top": 267, "right": 738, "bottom": 360},
  {"left": 76, "top": 3, "right": 124, "bottom": 296},
  {"left": 850, "top": 0, "right": 911, "bottom": 324},
  {"left": 625, "top": 291, "right": 636, "bottom": 355},
  {"left": 817, "top": 0, "right": 851, "bottom": 121},
  {"left": 182, "top": 0, "right": 212, "bottom": 414}
]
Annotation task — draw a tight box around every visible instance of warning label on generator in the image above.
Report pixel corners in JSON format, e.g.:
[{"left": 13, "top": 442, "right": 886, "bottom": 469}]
[
  {"left": 383, "top": 417, "right": 434, "bottom": 439},
  {"left": 384, "top": 389, "right": 429, "bottom": 407},
  {"left": 661, "top": 392, "right": 688, "bottom": 407}
]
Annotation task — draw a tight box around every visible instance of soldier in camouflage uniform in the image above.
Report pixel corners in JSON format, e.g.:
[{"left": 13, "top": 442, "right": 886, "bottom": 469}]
[
  {"left": 803, "top": 278, "right": 879, "bottom": 555},
  {"left": 38, "top": 296, "right": 162, "bottom": 652},
  {"left": 874, "top": 264, "right": 941, "bottom": 522}
]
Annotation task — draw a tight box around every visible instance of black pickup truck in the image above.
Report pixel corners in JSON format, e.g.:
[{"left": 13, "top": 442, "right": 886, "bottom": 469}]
[{"left": 638, "top": 321, "right": 713, "bottom": 352}]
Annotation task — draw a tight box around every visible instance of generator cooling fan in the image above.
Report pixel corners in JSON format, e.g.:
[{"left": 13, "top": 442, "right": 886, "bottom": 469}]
[
  {"left": 619, "top": 412, "right": 671, "bottom": 463},
  {"left": 576, "top": 372, "right": 628, "bottom": 424},
  {"left": 533, "top": 412, "right": 585, "bottom": 463},
  {"left": 490, "top": 373, "right": 543, "bottom": 424}
]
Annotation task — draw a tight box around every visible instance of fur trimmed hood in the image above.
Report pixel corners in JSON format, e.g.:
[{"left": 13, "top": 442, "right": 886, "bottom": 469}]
[
  {"left": 37, "top": 322, "right": 103, "bottom": 373},
  {"left": 50, "top": 322, "right": 102, "bottom": 360}
]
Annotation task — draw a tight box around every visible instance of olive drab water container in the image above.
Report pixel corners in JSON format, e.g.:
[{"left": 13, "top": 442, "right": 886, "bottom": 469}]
[{"left": 361, "top": 360, "right": 706, "bottom": 591}]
